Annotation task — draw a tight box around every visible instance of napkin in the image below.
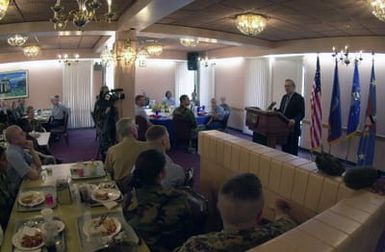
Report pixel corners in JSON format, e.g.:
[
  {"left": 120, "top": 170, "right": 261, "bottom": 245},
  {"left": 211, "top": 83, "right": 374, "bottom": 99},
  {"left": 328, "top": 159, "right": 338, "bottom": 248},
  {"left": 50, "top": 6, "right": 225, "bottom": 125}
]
[{"left": 103, "top": 201, "right": 118, "bottom": 210}]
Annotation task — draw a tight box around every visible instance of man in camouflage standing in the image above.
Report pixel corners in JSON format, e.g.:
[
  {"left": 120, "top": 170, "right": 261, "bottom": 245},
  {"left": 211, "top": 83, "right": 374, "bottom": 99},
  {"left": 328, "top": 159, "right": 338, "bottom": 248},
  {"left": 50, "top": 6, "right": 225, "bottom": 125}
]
[{"left": 176, "top": 173, "right": 297, "bottom": 252}]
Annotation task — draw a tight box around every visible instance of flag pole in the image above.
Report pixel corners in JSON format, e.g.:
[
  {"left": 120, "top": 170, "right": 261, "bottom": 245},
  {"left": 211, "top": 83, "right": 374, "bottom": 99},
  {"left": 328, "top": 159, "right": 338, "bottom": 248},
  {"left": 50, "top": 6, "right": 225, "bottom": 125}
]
[{"left": 345, "top": 136, "right": 352, "bottom": 160}]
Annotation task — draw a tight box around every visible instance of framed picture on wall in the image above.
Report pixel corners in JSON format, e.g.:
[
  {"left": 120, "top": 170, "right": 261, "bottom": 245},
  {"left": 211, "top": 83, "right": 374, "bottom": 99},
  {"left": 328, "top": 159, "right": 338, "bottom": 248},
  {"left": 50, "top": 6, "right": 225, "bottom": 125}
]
[{"left": 0, "top": 70, "right": 28, "bottom": 99}]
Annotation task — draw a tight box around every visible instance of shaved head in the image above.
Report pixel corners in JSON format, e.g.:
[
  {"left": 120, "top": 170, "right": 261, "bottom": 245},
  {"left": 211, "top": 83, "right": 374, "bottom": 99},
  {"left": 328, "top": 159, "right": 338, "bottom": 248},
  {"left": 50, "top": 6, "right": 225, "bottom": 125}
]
[{"left": 218, "top": 173, "right": 264, "bottom": 229}]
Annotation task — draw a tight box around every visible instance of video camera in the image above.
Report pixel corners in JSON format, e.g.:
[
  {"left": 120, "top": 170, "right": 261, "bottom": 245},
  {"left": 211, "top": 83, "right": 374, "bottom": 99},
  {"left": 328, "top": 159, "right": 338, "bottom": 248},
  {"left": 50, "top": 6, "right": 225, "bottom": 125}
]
[{"left": 107, "top": 88, "right": 125, "bottom": 104}]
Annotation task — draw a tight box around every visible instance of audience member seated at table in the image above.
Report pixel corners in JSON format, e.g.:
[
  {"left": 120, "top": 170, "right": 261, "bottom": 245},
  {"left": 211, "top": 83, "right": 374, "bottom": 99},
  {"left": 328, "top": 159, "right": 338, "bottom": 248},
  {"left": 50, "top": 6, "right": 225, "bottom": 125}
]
[
  {"left": 5, "top": 125, "right": 42, "bottom": 189},
  {"left": 0, "top": 146, "right": 17, "bottom": 230},
  {"left": 123, "top": 149, "right": 194, "bottom": 252},
  {"left": 176, "top": 173, "right": 297, "bottom": 252},
  {"left": 173, "top": 95, "right": 197, "bottom": 129},
  {"left": 135, "top": 95, "right": 152, "bottom": 127},
  {"left": 145, "top": 125, "right": 191, "bottom": 188},
  {"left": 206, "top": 98, "right": 226, "bottom": 130},
  {"left": 162, "top": 90, "right": 176, "bottom": 106},
  {"left": 105, "top": 118, "right": 155, "bottom": 181},
  {"left": 49, "top": 95, "right": 68, "bottom": 129},
  {"left": 18, "top": 106, "right": 44, "bottom": 133},
  {"left": 7, "top": 101, "right": 21, "bottom": 125},
  {"left": 16, "top": 98, "right": 26, "bottom": 116},
  {"left": 220, "top": 96, "right": 231, "bottom": 113}
]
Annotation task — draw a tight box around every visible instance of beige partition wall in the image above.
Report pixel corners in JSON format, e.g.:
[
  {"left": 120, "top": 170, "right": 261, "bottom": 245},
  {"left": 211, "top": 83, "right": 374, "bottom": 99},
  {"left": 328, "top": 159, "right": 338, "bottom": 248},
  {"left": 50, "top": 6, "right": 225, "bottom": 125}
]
[{"left": 198, "top": 130, "right": 385, "bottom": 252}]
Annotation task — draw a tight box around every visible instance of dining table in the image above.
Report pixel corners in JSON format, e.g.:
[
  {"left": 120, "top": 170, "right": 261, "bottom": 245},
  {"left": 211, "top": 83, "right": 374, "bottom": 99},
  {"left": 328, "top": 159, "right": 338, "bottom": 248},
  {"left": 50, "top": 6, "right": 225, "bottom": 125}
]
[
  {"left": 1, "top": 162, "right": 150, "bottom": 252},
  {"left": 149, "top": 113, "right": 210, "bottom": 144}
]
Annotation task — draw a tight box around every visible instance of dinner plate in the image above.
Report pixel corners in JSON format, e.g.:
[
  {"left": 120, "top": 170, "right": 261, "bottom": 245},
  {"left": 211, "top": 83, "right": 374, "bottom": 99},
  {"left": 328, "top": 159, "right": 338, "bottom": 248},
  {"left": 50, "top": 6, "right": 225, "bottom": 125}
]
[
  {"left": 18, "top": 191, "right": 45, "bottom": 207},
  {"left": 12, "top": 227, "right": 44, "bottom": 251},
  {"left": 82, "top": 216, "right": 121, "bottom": 239},
  {"left": 91, "top": 188, "right": 121, "bottom": 203},
  {"left": 42, "top": 220, "right": 65, "bottom": 233}
]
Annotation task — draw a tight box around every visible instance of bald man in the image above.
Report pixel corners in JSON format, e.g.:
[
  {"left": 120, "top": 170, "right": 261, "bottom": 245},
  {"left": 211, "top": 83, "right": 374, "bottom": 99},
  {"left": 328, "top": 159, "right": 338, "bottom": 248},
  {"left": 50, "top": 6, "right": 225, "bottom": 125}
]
[
  {"left": 177, "top": 173, "right": 296, "bottom": 251},
  {"left": 5, "top": 125, "right": 42, "bottom": 188}
]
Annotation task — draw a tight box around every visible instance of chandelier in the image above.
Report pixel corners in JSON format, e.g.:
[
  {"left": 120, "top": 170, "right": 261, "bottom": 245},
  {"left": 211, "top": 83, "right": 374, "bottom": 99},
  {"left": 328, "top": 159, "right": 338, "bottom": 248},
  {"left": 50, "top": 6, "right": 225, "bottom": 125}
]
[
  {"left": 332, "top": 46, "right": 363, "bottom": 66},
  {"left": 0, "top": 0, "right": 9, "bottom": 20},
  {"left": 58, "top": 53, "right": 80, "bottom": 65},
  {"left": 23, "top": 46, "right": 41, "bottom": 57},
  {"left": 235, "top": 13, "right": 267, "bottom": 36},
  {"left": 146, "top": 44, "right": 163, "bottom": 56},
  {"left": 368, "top": 0, "right": 385, "bottom": 21},
  {"left": 7, "top": 34, "right": 28, "bottom": 47},
  {"left": 100, "top": 46, "right": 114, "bottom": 66},
  {"left": 100, "top": 40, "right": 137, "bottom": 65},
  {"left": 136, "top": 49, "right": 149, "bottom": 67},
  {"left": 180, "top": 38, "right": 199, "bottom": 47},
  {"left": 50, "top": 0, "right": 114, "bottom": 30}
]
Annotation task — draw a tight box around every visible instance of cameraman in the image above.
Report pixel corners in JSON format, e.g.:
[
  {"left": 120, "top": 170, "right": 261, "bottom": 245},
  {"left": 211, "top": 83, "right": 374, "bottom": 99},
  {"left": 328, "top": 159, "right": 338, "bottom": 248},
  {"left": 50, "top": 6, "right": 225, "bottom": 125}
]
[{"left": 94, "top": 86, "right": 119, "bottom": 160}]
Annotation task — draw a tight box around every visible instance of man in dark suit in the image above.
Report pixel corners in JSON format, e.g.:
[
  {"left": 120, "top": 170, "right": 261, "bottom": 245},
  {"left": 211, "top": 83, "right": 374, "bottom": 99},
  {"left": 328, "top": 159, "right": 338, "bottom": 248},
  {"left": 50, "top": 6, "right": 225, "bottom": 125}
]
[{"left": 277, "top": 79, "right": 305, "bottom": 155}]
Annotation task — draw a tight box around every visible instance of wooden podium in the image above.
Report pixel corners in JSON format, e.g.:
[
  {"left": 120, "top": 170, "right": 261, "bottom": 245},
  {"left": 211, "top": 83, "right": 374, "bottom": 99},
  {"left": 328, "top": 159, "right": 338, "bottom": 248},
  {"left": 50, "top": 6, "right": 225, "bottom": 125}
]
[{"left": 245, "top": 107, "right": 291, "bottom": 148}]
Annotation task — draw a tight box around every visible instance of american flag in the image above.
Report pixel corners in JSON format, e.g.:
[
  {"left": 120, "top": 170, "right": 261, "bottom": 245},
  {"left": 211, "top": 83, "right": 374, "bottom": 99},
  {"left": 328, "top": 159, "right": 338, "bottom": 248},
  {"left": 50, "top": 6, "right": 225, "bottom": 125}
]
[{"left": 310, "top": 56, "right": 322, "bottom": 149}]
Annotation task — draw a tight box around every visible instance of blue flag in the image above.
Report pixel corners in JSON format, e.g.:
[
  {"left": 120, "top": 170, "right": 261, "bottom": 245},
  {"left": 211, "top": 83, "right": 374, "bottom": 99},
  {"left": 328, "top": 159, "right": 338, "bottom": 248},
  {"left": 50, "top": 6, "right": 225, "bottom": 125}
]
[
  {"left": 328, "top": 60, "right": 342, "bottom": 142},
  {"left": 347, "top": 60, "right": 361, "bottom": 136},
  {"left": 357, "top": 61, "right": 376, "bottom": 166}
]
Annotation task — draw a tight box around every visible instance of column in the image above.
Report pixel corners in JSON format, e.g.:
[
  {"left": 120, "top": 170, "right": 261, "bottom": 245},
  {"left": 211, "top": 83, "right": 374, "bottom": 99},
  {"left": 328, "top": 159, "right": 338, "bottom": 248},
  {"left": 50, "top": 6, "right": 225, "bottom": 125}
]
[{"left": 114, "top": 29, "right": 136, "bottom": 118}]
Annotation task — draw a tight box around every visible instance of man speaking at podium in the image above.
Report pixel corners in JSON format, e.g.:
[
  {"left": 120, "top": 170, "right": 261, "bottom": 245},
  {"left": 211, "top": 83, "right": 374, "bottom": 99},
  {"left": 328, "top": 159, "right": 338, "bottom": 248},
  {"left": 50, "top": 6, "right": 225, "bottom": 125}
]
[{"left": 274, "top": 79, "right": 305, "bottom": 155}]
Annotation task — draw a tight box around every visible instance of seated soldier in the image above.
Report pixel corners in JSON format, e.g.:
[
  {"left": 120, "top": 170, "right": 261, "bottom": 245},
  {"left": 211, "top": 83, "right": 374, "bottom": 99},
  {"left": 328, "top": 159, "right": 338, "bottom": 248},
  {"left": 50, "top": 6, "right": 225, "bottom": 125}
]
[
  {"left": 173, "top": 95, "right": 197, "bottom": 129},
  {"left": 105, "top": 118, "right": 155, "bottom": 181},
  {"left": 145, "top": 125, "right": 192, "bottom": 188},
  {"left": 5, "top": 125, "right": 42, "bottom": 190},
  {"left": 176, "top": 173, "right": 297, "bottom": 252},
  {"left": 0, "top": 146, "right": 16, "bottom": 230},
  {"left": 123, "top": 149, "right": 194, "bottom": 252}
]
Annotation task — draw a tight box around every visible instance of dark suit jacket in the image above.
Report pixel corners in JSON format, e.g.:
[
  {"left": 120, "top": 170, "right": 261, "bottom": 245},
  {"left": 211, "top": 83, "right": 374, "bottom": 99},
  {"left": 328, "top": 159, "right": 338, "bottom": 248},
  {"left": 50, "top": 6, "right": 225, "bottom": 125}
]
[{"left": 278, "top": 92, "right": 305, "bottom": 136}]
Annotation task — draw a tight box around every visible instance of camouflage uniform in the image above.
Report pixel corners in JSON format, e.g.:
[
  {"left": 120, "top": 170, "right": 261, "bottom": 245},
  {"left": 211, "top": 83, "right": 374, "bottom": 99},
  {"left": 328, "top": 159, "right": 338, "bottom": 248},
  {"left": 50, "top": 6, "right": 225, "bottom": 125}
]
[
  {"left": 123, "top": 185, "right": 194, "bottom": 252},
  {"left": 0, "top": 173, "right": 16, "bottom": 229},
  {"left": 173, "top": 106, "right": 197, "bottom": 129},
  {"left": 176, "top": 218, "right": 297, "bottom": 252}
]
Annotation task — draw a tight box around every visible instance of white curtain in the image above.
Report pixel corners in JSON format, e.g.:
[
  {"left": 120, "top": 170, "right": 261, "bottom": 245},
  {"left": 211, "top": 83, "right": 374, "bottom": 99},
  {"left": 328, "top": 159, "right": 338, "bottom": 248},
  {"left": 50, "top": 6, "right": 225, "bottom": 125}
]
[
  {"left": 175, "top": 61, "right": 195, "bottom": 101},
  {"left": 243, "top": 58, "right": 270, "bottom": 134},
  {"left": 63, "top": 61, "right": 94, "bottom": 128},
  {"left": 199, "top": 62, "right": 215, "bottom": 109}
]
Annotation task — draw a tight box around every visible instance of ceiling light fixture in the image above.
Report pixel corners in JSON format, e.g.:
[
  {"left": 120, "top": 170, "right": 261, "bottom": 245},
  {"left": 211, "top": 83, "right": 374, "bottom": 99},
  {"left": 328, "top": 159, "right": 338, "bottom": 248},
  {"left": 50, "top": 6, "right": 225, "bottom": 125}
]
[
  {"left": 23, "top": 45, "right": 41, "bottom": 57},
  {"left": 50, "top": 0, "right": 114, "bottom": 30},
  {"left": 100, "top": 40, "right": 137, "bottom": 65},
  {"left": 368, "top": 0, "right": 385, "bottom": 21},
  {"left": 100, "top": 46, "right": 114, "bottom": 66},
  {"left": 235, "top": 13, "right": 267, "bottom": 36},
  {"left": 180, "top": 38, "right": 199, "bottom": 47},
  {"left": 146, "top": 44, "right": 163, "bottom": 56},
  {"left": 58, "top": 53, "right": 80, "bottom": 65},
  {"left": 136, "top": 49, "right": 149, "bottom": 67},
  {"left": 332, "top": 46, "right": 363, "bottom": 66},
  {"left": 0, "top": 0, "right": 9, "bottom": 20},
  {"left": 7, "top": 34, "right": 28, "bottom": 47}
]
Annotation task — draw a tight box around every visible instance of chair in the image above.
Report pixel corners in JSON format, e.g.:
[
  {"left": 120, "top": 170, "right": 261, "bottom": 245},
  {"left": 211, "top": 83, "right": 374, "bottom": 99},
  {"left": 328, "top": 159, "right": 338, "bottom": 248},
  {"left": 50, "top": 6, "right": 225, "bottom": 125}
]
[
  {"left": 172, "top": 115, "right": 193, "bottom": 147},
  {"left": 50, "top": 111, "right": 69, "bottom": 146},
  {"left": 135, "top": 116, "right": 148, "bottom": 141},
  {"left": 219, "top": 111, "right": 230, "bottom": 131}
]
